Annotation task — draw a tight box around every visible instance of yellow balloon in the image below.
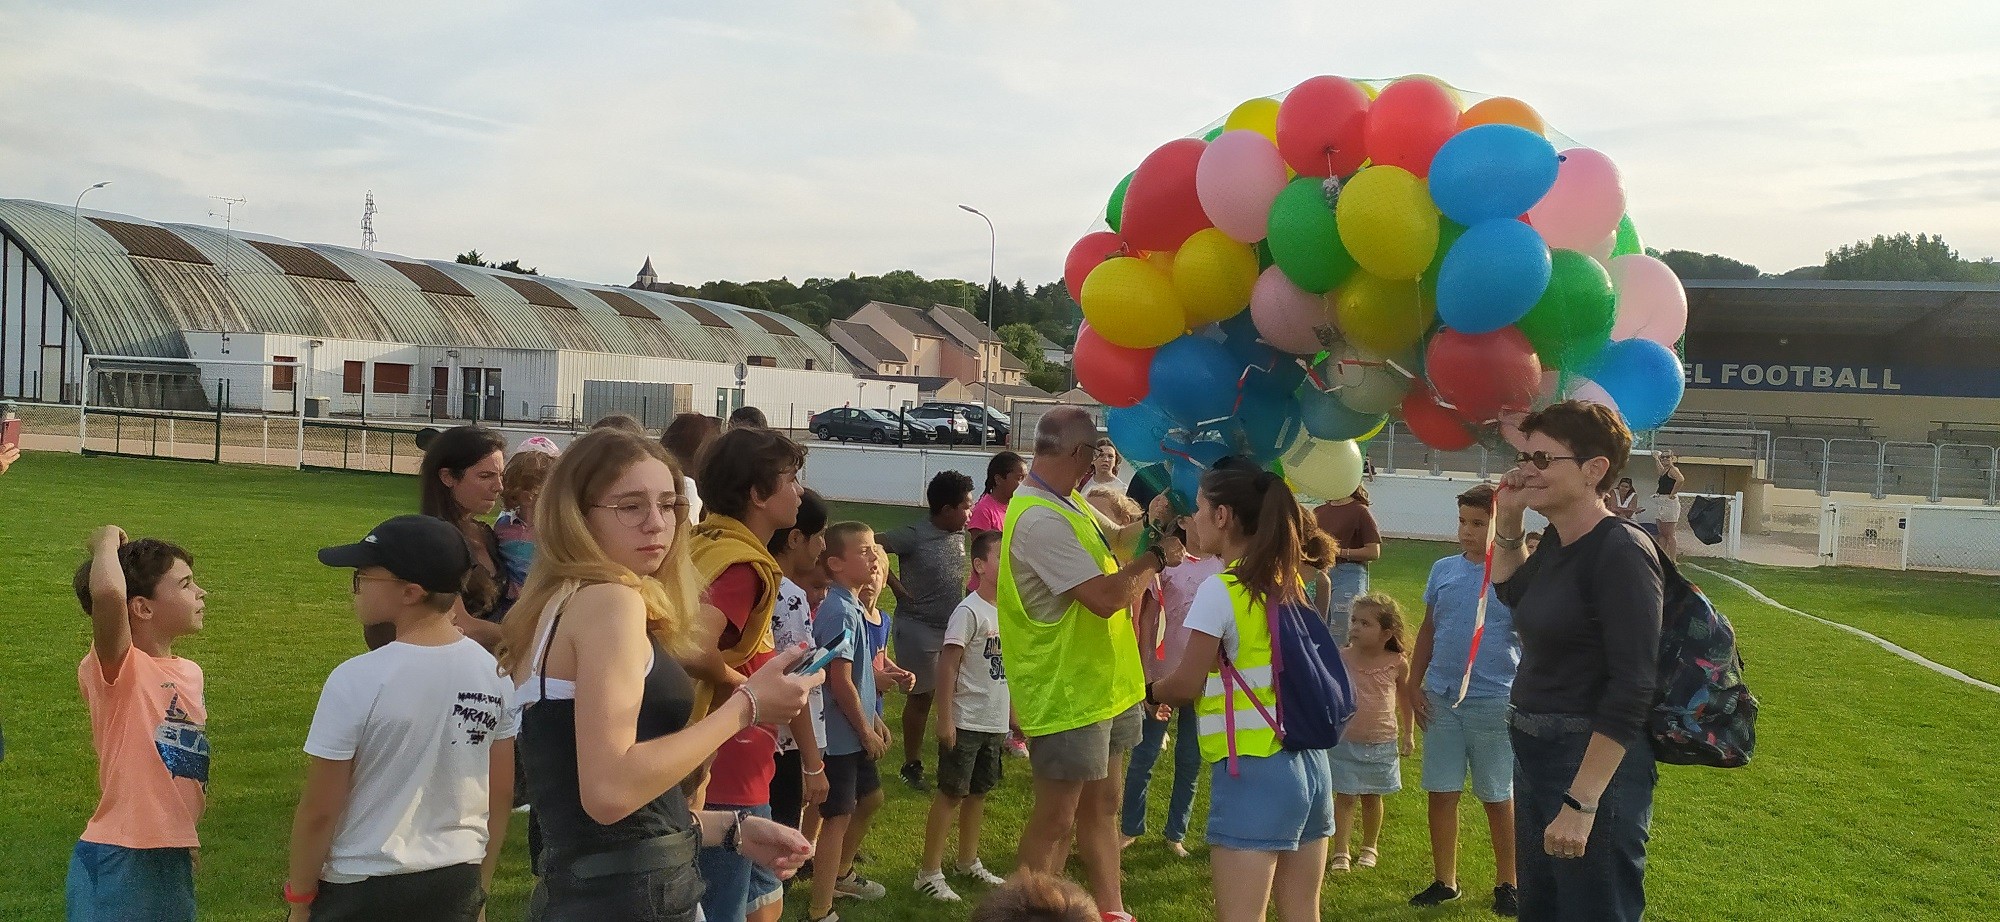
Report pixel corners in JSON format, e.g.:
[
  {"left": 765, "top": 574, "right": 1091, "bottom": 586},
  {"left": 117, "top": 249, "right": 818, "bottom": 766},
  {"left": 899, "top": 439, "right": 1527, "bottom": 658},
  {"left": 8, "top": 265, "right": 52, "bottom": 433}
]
[
  {"left": 1172, "top": 229, "right": 1258, "bottom": 325},
  {"left": 1281, "top": 437, "right": 1365, "bottom": 501},
  {"left": 1223, "top": 97, "right": 1281, "bottom": 143},
  {"left": 1335, "top": 165, "right": 1440, "bottom": 281},
  {"left": 1142, "top": 248, "right": 1177, "bottom": 276},
  {"left": 1333, "top": 271, "right": 1432, "bottom": 356},
  {"left": 1354, "top": 79, "right": 1381, "bottom": 100},
  {"left": 1080, "top": 257, "right": 1189, "bottom": 349}
]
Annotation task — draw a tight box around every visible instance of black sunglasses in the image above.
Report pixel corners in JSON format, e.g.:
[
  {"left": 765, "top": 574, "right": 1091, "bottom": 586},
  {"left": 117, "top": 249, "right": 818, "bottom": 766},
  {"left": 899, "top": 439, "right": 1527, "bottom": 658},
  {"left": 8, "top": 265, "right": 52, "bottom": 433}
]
[{"left": 1516, "top": 451, "right": 1581, "bottom": 471}]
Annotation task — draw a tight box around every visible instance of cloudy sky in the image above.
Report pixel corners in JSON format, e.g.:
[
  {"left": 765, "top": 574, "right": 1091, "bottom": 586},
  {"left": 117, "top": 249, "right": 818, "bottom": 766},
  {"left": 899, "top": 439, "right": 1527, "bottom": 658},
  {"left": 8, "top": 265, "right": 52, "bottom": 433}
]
[{"left": 4, "top": 1, "right": 1996, "bottom": 288}]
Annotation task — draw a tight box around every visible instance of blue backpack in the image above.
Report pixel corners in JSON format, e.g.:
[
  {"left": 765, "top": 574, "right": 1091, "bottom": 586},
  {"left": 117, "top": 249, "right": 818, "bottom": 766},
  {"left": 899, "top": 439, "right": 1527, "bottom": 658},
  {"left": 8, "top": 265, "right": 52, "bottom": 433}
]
[{"left": 1219, "top": 597, "right": 1357, "bottom": 775}]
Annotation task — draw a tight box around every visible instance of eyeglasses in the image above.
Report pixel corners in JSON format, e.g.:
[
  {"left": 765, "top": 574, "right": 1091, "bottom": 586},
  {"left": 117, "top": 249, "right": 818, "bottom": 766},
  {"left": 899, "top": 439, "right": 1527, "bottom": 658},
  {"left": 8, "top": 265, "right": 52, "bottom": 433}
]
[
  {"left": 352, "top": 573, "right": 409, "bottom": 594},
  {"left": 1516, "top": 451, "right": 1582, "bottom": 471},
  {"left": 592, "top": 497, "right": 691, "bottom": 529}
]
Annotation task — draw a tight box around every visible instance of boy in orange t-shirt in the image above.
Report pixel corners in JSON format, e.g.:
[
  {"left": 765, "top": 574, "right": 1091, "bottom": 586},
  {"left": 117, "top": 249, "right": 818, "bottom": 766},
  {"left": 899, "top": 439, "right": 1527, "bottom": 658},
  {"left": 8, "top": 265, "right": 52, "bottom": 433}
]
[{"left": 66, "top": 525, "right": 210, "bottom": 922}]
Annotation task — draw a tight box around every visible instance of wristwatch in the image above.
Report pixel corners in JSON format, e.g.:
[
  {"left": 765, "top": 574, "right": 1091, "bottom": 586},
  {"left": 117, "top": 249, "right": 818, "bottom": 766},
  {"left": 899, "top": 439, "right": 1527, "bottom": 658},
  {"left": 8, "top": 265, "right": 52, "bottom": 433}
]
[
  {"left": 1146, "top": 543, "right": 1168, "bottom": 569},
  {"left": 1561, "top": 792, "right": 1598, "bottom": 815}
]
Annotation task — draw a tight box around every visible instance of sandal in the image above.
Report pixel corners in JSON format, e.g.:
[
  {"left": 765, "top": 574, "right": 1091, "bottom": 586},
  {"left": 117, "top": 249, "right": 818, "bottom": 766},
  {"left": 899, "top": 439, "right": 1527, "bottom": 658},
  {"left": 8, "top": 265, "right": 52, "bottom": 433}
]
[
  {"left": 1356, "top": 846, "right": 1379, "bottom": 869},
  {"left": 1329, "top": 852, "right": 1351, "bottom": 872}
]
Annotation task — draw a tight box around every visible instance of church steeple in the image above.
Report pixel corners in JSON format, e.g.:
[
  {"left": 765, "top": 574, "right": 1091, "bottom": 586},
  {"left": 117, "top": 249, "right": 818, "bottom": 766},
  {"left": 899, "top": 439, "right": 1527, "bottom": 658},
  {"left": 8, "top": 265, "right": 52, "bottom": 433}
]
[{"left": 635, "top": 256, "right": 658, "bottom": 288}]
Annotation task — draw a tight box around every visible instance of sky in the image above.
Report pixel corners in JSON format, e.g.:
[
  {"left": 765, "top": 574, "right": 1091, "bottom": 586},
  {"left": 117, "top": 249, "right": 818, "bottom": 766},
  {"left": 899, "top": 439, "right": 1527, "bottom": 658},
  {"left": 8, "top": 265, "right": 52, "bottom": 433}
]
[{"left": 4, "top": 1, "right": 1998, "bottom": 289}]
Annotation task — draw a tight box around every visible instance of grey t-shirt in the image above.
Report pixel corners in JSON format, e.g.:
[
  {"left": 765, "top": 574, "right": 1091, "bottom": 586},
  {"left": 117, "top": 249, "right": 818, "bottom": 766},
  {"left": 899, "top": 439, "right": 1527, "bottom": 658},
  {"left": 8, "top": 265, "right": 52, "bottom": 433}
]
[
  {"left": 881, "top": 519, "right": 968, "bottom": 628},
  {"left": 1009, "top": 483, "right": 1123, "bottom": 625}
]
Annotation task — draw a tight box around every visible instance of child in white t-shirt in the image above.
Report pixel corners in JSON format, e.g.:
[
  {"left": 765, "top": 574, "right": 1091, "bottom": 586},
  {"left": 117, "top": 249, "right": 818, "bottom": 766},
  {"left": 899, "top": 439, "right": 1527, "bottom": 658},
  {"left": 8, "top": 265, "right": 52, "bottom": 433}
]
[
  {"left": 914, "top": 531, "right": 1012, "bottom": 902},
  {"left": 768, "top": 489, "right": 832, "bottom": 844},
  {"left": 284, "top": 516, "right": 517, "bottom": 921}
]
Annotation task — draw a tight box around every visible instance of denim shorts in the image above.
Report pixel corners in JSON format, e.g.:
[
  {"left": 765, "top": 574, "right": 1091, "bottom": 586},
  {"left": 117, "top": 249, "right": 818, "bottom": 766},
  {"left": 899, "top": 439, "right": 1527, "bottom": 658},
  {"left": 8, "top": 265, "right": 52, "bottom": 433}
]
[
  {"left": 697, "top": 804, "right": 782, "bottom": 922},
  {"left": 1327, "top": 737, "right": 1402, "bottom": 795},
  {"left": 1420, "top": 692, "right": 1514, "bottom": 803},
  {"left": 1205, "top": 748, "right": 1334, "bottom": 852},
  {"left": 66, "top": 840, "right": 195, "bottom": 922}
]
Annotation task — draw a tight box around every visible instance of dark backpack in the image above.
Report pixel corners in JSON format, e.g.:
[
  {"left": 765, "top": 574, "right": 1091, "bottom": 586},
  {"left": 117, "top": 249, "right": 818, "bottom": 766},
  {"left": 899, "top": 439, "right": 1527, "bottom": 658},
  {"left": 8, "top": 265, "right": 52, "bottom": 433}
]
[
  {"left": 1593, "top": 520, "right": 1758, "bottom": 768},
  {"left": 1686, "top": 495, "right": 1727, "bottom": 546},
  {"left": 1220, "top": 598, "right": 1356, "bottom": 774}
]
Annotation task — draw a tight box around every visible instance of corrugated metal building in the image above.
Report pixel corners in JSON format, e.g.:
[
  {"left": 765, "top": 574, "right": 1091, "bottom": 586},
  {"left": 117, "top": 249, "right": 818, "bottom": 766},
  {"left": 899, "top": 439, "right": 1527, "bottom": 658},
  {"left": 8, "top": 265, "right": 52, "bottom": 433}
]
[{"left": 0, "top": 198, "right": 890, "bottom": 423}]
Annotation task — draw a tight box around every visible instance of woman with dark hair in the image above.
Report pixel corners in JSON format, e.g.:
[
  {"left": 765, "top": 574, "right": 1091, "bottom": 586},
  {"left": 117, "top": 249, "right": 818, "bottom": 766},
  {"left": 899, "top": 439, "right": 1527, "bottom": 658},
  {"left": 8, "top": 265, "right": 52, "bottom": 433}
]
[
  {"left": 1152, "top": 466, "right": 1336, "bottom": 922},
  {"left": 498, "top": 429, "right": 821, "bottom": 921},
  {"left": 662, "top": 413, "right": 720, "bottom": 522},
  {"left": 1087, "top": 439, "right": 1125, "bottom": 491},
  {"left": 1490, "top": 401, "right": 1664, "bottom": 921},
  {"left": 1312, "top": 485, "right": 1383, "bottom": 646},
  {"left": 378, "top": 426, "right": 507, "bottom": 650},
  {"left": 968, "top": 451, "right": 1026, "bottom": 536}
]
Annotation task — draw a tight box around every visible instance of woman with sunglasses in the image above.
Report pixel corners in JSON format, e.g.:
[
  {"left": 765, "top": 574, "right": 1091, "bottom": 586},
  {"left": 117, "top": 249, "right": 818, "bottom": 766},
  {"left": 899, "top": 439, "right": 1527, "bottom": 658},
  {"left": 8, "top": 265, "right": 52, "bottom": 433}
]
[
  {"left": 497, "top": 429, "right": 822, "bottom": 921},
  {"left": 1488, "top": 402, "right": 1664, "bottom": 922}
]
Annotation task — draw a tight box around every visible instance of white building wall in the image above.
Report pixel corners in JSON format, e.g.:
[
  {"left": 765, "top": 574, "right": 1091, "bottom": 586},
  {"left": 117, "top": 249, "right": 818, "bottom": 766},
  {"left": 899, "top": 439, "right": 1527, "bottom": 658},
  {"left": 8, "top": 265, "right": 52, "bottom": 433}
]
[{"left": 553, "top": 350, "right": 907, "bottom": 430}]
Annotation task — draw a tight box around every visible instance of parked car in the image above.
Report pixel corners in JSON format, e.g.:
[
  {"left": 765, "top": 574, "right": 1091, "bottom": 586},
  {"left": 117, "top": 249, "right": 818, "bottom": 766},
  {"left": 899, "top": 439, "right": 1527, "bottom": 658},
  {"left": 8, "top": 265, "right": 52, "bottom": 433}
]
[
  {"left": 809, "top": 407, "right": 923, "bottom": 444},
  {"left": 905, "top": 406, "right": 974, "bottom": 444},
  {"left": 921, "top": 401, "right": 1011, "bottom": 445},
  {"left": 869, "top": 408, "right": 934, "bottom": 444}
]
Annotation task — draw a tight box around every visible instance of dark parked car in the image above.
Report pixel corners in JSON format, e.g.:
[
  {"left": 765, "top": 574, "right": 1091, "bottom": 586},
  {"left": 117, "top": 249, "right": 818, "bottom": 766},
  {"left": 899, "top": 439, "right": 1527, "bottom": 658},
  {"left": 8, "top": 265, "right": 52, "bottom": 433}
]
[
  {"left": 921, "top": 401, "right": 1011, "bottom": 445},
  {"left": 809, "top": 407, "right": 924, "bottom": 444}
]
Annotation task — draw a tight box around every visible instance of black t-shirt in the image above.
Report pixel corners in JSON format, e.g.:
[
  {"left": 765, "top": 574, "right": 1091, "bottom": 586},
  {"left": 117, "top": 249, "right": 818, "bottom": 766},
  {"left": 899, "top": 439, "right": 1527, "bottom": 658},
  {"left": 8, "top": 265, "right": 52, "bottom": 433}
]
[{"left": 1495, "top": 516, "right": 1663, "bottom": 747}]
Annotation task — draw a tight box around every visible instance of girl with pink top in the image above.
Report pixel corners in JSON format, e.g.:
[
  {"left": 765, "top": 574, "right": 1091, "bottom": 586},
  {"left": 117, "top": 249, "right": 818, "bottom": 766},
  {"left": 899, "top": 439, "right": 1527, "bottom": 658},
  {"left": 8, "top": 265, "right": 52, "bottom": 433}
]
[
  {"left": 967, "top": 451, "right": 1025, "bottom": 537},
  {"left": 1328, "top": 592, "right": 1415, "bottom": 873},
  {"left": 1121, "top": 519, "right": 1221, "bottom": 857}
]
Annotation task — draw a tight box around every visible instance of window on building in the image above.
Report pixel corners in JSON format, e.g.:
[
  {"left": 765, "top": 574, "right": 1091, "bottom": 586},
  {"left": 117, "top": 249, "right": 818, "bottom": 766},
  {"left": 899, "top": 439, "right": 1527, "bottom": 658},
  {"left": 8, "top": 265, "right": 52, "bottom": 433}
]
[
  {"left": 373, "top": 362, "right": 412, "bottom": 395},
  {"left": 273, "top": 355, "right": 297, "bottom": 391},
  {"left": 343, "top": 361, "right": 364, "bottom": 394}
]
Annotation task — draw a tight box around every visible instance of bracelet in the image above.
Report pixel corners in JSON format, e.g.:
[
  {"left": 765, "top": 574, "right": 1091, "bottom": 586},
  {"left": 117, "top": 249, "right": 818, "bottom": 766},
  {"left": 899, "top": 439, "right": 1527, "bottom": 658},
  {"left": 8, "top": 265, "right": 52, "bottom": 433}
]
[
  {"left": 803, "top": 763, "right": 826, "bottom": 777},
  {"left": 735, "top": 686, "right": 761, "bottom": 728},
  {"left": 1146, "top": 543, "right": 1168, "bottom": 569},
  {"left": 1562, "top": 792, "right": 1599, "bottom": 815},
  {"left": 723, "top": 809, "right": 751, "bottom": 852},
  {"left": 1493, "top": 531, "right": 1525, "bottom": 550},
  {"left": 282, "top": 882, "right": 316, "bottom": 905}
]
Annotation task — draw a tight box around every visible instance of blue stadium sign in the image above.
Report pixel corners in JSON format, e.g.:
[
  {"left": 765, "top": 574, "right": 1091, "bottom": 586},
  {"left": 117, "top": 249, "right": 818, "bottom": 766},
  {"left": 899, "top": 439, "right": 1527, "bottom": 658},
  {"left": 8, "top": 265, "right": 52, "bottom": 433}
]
[{"left": 1683, "top": 362, "right": 2000, "bottom": 398}]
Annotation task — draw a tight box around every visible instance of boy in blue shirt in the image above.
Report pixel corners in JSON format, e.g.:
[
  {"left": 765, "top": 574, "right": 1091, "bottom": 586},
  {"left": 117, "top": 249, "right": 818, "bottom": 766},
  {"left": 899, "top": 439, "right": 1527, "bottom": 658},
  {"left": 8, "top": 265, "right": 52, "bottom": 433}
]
[
  {"left": 807, "top": 522, "right": 891, "bottom": 922},
  {"left": 1407, "top": 483, "right": 1522, "bottom": 915}
]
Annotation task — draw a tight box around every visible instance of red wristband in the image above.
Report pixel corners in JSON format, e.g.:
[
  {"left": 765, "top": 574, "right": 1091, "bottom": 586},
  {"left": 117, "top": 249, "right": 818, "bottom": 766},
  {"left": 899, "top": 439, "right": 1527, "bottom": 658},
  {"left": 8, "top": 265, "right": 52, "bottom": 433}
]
[{"left": 283, "top": 882, "right": 316, "bottom": 905}]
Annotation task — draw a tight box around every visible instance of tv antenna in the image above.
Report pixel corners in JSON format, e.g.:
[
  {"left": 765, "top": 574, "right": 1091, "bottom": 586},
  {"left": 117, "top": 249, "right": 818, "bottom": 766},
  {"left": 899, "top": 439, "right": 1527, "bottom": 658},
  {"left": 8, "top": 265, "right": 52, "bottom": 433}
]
[
  {"left": 361, "top": 191, "right": 377, "bottom": 250},
  {"left": 208, "top": 196, "right": 247, "bottom": 232}
]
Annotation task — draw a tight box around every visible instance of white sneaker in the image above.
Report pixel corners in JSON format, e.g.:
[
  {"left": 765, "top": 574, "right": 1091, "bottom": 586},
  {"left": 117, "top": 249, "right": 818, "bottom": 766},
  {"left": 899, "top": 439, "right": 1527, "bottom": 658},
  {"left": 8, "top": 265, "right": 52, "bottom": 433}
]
[
  {"left": 915, "top": 871, "right": 962, "bottom": 902},
  {"left": 955, "top": 859, "right": 1007, "bottom": 885}
]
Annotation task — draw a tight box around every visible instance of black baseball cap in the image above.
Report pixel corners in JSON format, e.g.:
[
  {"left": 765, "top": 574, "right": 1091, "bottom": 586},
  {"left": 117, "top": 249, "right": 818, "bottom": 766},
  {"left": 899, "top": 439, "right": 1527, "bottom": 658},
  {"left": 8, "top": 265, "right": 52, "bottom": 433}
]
[{"left": 318, "top": 515, "right": 474, "bottom": 595}]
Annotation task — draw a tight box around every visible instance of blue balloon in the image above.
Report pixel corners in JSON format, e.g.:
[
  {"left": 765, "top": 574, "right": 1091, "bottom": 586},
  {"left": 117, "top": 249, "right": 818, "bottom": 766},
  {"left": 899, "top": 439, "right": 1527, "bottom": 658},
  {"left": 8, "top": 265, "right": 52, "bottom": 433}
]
[
  {"left": 1105, "top": 401, "right": 1178, "bottom": 463},
  {"left": 1428, "top": 124, "right": 1560, "bottom": 225},
  {"left": 1215, "top": 311, "right": 1310, "bottom": 396},
  {"left": 1234, "top": 389, "right": 1302, "bottom": 464},
  {"left": 1296, "top": 382, "right": 1387, "bottom": 441},
  {"left": 1587, "top": 339, "right": 1685, "bottom": 431},
  {"left": 1436, "top": 219, "right": 1552, "bottom": 334},
  {"left": 1167, "top": 438, "right": 1234, "bottom": 508},
  {"left": 1149, "top": 335, "right": 1241, "bottom": 426}
]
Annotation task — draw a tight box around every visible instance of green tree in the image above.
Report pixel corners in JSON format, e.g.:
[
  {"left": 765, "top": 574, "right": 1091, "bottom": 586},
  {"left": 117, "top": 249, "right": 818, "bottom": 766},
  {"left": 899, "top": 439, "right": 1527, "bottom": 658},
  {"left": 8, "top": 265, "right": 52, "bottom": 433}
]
[
  {"left": 1651, "top": 249, "right": 1759, "bottom": 280},
  {"left": 1822, "top": 233, "right": 1999, "bottom": 282},
  {"left": 996, "top": 322, "right": 1045, "bottom": 369},
  {"left": 453, "top": 250, "right": 537, "bottom": 274}
]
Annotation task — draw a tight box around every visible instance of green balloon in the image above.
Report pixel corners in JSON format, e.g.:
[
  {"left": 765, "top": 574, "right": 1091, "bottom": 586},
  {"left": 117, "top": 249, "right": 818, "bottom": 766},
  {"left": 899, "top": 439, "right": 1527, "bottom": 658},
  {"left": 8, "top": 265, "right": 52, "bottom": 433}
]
[
  {"left": 1202, "top": 125, "right": 1226, "bottom": 141},
  {"left": 1266, "top": 177, "right": 1357, "bottom": 294},
  {"left": 1106, "top": 171, "right": 1133, "bottom": 234},
  {"left": 1612, "top": 214, "right": 1643, "bottom": 257},
  {"left": 1516, "top": 249, "right": 1616, "bottom": 371},
  {"left": 1420, "top": 219, "right": 1468, "bottom": 302}
]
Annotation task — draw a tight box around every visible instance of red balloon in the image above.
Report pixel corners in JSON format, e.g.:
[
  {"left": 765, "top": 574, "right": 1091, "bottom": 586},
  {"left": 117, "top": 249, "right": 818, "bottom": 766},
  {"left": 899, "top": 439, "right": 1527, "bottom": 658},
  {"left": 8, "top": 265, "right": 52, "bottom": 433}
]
[
  {"left": 1074, "top": 323, "right": 1155, "bottom": 408},
  {"left": 1120, "top": 138, "right": 1213, "bottom": 251},
  {"left": 1276, "top": 76, "right": 1370, "bottom": 178},
  {"left": 1402, "top": 387, "right": 1476, "bottom": 451},
  {"left": 1424, "top": 327, "right": 1543, "bottom": 424},
  {"left": 1064, "top": 231, "right": 1128, "bottom": 304},
  {"left": 1363, "top": 79, "right": 1459, "bottom": 177}
]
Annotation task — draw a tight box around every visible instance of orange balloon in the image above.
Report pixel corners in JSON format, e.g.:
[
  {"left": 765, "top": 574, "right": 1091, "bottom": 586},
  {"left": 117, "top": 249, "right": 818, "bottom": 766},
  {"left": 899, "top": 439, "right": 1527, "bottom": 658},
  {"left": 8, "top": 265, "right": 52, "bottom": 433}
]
[{"left": 1459, "top": 97, "right": 1546, "bottom": 136}]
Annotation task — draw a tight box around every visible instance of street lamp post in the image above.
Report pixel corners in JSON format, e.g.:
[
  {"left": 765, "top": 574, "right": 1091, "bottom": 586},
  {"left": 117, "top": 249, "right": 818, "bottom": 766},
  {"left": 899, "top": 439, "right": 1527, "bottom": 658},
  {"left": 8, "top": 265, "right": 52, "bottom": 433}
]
[
  {"left": 68, "top": 181, "right": 110, "bottom": 412},
  {"left": 958, "top": 204, "right": 998, "bottom": 445}
]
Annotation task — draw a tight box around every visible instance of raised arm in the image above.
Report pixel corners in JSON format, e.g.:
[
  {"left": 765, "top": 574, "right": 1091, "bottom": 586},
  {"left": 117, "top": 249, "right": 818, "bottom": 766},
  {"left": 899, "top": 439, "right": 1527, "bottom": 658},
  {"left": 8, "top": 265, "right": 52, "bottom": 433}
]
[{"left": 86, "top": 526, "right": 132, "bottom": 682}]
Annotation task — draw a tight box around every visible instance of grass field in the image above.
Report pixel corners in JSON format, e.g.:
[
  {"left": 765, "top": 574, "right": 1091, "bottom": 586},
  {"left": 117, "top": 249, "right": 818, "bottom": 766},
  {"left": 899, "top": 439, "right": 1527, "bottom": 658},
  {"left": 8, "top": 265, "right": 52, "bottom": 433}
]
[{"left": 3, "top": 451, "right": 1998, "bottom": 920}]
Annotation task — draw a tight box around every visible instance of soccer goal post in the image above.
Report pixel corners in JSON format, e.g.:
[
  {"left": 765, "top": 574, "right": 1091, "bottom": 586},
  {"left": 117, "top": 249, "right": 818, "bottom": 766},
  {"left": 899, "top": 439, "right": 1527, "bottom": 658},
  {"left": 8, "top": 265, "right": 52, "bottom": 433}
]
[{"left": 80, "top": 354, "right": 305, "bottom": 466}]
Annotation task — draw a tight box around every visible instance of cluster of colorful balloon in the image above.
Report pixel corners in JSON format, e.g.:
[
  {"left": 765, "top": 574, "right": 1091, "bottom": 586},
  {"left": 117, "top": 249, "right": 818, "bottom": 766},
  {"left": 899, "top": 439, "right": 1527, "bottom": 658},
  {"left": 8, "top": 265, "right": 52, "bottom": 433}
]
[{"left": 1070, "top": 75, "right": 1688, "bottom": 506}]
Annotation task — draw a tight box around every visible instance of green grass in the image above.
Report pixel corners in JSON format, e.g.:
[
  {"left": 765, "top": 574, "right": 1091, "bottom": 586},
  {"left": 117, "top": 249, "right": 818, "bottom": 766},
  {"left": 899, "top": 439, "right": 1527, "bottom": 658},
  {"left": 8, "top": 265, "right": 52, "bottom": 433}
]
[{"left": 2, "top": 452, "right": 1998, "bottom": 920}]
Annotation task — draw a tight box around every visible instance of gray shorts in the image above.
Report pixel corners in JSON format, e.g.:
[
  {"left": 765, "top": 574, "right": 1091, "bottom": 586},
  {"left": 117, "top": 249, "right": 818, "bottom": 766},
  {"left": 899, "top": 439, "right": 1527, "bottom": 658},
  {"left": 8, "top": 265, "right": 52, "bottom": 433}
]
[
  {"left": 1027, "top": 705, "right": 1145, "bottom": 782},
  {"left": 891, "top": 617, "right": 947, "bottom": 695}
]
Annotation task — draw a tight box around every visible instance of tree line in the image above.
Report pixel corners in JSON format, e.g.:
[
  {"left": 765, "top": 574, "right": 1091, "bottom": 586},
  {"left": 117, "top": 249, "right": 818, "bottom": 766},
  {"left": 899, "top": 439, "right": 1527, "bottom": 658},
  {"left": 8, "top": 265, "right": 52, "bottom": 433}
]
[{"left": 1656, "top": 233, "right": 2000, "bottom": 283}]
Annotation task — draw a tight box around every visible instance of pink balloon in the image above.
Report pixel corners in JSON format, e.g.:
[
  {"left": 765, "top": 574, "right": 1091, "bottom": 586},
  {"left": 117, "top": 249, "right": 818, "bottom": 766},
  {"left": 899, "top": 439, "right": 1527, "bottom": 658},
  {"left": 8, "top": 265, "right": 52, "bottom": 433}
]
[
  {"left": 1250, "top": 265, "right": 1335, "bottom": 355},
  {"left": 1526, "top": 148, "right": 1624, "bottom": 251},
  {"left": 1196, "top": 130, "right": 1289, "bottom": 244},
  {"left": 1608, "top": 254, "right": 1688, "bottom": 345},
  {"left": 1564, "top": 377, "right": 1623, "bottom": 417}
]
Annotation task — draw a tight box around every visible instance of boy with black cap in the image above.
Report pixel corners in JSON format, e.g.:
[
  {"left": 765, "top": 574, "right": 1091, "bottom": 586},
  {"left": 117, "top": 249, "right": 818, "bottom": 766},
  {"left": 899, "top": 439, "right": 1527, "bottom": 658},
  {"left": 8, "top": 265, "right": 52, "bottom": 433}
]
[{"left": 283, "top": 515, "right": 517, "bottom": 922}]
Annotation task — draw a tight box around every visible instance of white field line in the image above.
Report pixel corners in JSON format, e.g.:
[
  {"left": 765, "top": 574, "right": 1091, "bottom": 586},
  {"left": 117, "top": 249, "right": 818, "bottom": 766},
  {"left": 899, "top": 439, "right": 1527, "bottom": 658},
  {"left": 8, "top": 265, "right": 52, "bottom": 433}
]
[{"left": 1683, "top": 562, "right": 2000, "bottom": 696}]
